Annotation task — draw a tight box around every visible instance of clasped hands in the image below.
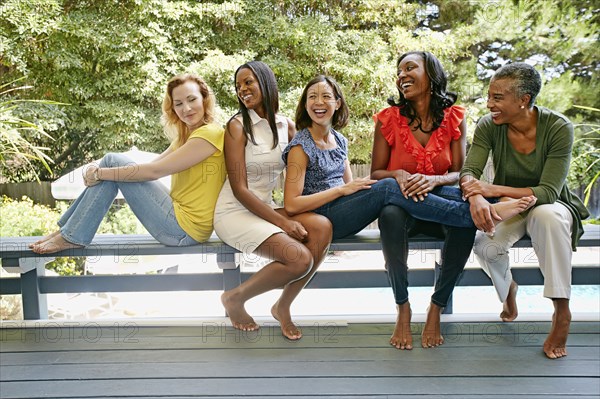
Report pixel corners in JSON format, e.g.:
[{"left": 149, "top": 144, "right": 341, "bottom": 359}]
[
  {"left": 396, "top": 171, "right": 437, "bottom": 201},
  {"left": 83, "top": 164, "right": 101, "bottom": 187}
]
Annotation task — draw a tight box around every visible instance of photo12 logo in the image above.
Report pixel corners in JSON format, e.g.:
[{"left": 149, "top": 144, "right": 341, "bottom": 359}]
[
  {"left": 0, "top": 321, "right": 139, "bottom": 343},
  {"left": 198, "top": 321, "right": 342, "bottom": 344}
]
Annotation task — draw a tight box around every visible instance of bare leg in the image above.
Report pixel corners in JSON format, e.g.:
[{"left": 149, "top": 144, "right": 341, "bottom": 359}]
[
  {"left": 29, "top": 230, "right": 61, "bottom": 248},
  {"left": 544, "top": 298, "right": 571, "bottom": 359},
  {"left": 221, "top": 232, "right": 313, "bottom": 332},
  {"left": 390, "top": 302, "right": 413, "bottom": 350},
  {"left": 492, "top": 196, "right": 536, "bottom": 225},
  {"left": 31, "top": 233, "right": 83, "bottom": 254},
  {"left": 500, "top": 280, "right": 519, "bottom": 322},
  {"left": 422, "top": 303, "right": 444, "bottom": 348},
  {"left": 271, "top": 212, "right": 332, "bottom": 340}
]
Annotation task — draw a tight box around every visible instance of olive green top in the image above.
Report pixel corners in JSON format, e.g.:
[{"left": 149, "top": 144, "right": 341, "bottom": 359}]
[{"left": 461, "top": 106, "right": 589, "bottom": 249}]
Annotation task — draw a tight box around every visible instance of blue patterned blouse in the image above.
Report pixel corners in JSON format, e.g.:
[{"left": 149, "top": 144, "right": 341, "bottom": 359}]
[{"left": 282, "top": 128, "right": 348, "bottom": 195}]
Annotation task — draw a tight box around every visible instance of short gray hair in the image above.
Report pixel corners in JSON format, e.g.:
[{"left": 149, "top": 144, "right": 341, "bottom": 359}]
[{"left": 492, "top": 63, "right": 542, "bottom": 108}]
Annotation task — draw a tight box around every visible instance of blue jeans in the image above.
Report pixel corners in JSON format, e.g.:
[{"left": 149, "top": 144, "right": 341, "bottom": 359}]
[
  {"left": 58, "top": 153, "right": 199, "bottom": 246},
  {"left": 313, "top": 178, "right": 474, "bottom": 239}
]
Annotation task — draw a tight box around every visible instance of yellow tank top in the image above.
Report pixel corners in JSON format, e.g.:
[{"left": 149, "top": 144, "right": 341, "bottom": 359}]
[{"left": 170, "top": 123, "right": 226, "bottom": 242}]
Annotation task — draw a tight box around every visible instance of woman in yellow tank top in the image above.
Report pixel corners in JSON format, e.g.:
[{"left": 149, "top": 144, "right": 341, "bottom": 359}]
[{"left": 31, "top": 74, "right": 226, "bottom": 253}]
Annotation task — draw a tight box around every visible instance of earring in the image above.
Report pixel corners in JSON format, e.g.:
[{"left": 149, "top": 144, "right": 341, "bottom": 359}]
[{"left": 520, "top": 105, "right": 525, "bottom": 109}]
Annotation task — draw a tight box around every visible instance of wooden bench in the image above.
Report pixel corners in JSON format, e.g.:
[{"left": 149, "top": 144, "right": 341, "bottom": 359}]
[{"left": 1, "top": 225, "right": 598, "bottom": 320}]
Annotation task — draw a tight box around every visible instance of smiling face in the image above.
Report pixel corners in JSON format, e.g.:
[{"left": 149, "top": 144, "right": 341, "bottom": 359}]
[
  {"left": 235, "top": 68, "right": 264, "bottom": 116},
  {"left": 396, "top": 53, "right": 430, "bottom": 101},
  {"left": 172, "top": 80, "right": 205, "bottom": 131},
  {"left": 305, "top": 81, "right": 340, "bottom": 128},
  {"left": 487, "top": 78, "right": 526, "bottom": 125}
]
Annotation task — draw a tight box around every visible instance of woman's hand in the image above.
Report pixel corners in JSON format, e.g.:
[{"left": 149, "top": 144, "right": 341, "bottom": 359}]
[
  {"left": 392, "top": 169, "right": 411, "bottom": 189},
  {"left": 461, "top": 178, "right": 495, "bottom": 198},
  {"left": 280, "top": 219, "right": 308, "bottom": 242},
  {"left": 468, "top": 194, "right": 501, "bottom": 234},
  {"left": 401, "top": 173, "right": 437, "bottom": 201},
  {"left": 339, "top": 177, "right": 377, "bottom": 196},
  {"left": 83, "top": 165, "right": 101, "bottom": 187}
]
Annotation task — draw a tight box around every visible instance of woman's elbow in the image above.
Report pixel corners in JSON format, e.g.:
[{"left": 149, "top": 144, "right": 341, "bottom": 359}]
[{"left": 284, "top": 202, "right": 302, "bottom": 216}]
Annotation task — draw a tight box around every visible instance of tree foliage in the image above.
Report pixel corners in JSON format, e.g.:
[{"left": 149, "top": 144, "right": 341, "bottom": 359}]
[{"left": 1, "top": 0, "right": 598, "bottom": 183}]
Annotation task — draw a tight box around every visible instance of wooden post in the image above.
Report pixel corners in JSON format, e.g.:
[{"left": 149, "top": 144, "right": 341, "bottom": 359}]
[{"left": 20, "top": 262, "right": 48, "bottom": 319}]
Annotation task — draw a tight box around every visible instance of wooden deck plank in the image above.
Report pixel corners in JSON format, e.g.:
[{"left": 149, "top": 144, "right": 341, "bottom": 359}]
[
  {"left": 1, "top": 322, "right": 598, "bottom": 350},
  {"left": 0, "top": 331, "right": 597, "bottom": 352},
  {"left": 1, "top": 320, "right": 598, "bottom": 338},
  {"left": 2, "top": 357, "right": 599, "bottom": 380},
  {"left": 2, "top": 346, "right": 599, "bottom": 366},
  {"left": 4, "top": 320, "right": 597, "bottom": 339},
  {"left": 1, "top": 322, "right": 597, "bottom": 398},
  {"left": 1, "top": 377, "right": 599, "bottom": 398}
]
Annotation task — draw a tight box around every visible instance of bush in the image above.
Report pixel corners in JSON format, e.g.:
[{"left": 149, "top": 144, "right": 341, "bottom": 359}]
[
  {"left": 1, "top": 196, "right": 85, "bottom": 275},
  {"left": 568, "top": 139, "right": 600, "bottom": 190},
  {"left": 0, "top": 196, "right": 148, "bottom": 276}
]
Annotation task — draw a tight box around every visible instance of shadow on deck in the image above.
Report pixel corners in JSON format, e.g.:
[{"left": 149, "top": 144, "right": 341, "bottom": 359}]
[{"left": 1, "top": 320, "right": 599, "bottom": 398}]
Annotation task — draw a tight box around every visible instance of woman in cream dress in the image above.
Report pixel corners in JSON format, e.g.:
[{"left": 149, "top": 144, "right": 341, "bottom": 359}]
[
  {"left": 214, "top": 61, "right": 332, "bottom": 340},
  {"left": 214, "top": 107, "right": 290, "bottom": 254}
]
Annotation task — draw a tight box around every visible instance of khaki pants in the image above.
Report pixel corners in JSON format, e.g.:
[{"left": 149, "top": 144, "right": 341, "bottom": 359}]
[{"left": 473, "top": 203, "right": 574, "bottom": 302}]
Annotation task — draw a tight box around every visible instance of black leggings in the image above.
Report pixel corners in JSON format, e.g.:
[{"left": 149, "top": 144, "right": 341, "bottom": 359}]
[{"left": 378, "top": 205, "right": 477, "bottom": 308}]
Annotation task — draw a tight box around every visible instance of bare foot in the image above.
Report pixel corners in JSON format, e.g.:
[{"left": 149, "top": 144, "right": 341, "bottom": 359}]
[
  {"left": 492, "top": 196, "right": 537, "bottom": 224},
  {"left": 30, "top": 234, "right": 83, "bottom": 254},
  {"left": 544, "top": 300, "right": 571, "bottom": 359},
  {"left": 271, "top": 302, "right": 302, "bottom": 340},
  {"left": 221, "top": 291, "right": 259, "bottom": 332},
  {"left": 500, "top": 280, "right": 519, "bottom": 322},
  {"left": 390, "top": 302, "right": 412, "bottom": 350},
  {"left": 29, "top": 230, "right": 61, "bottom": 248},
  {"left": 421, "top": 303, "right": 444, "bottom": 348}
]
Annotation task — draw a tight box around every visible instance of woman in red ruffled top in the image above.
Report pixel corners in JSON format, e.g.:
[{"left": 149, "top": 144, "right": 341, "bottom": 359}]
[
  {"left": 376, "top": 103, "right": 465, "bottom": 176},
  {"left": 370, "top": 51, "right": 535, "bottom": 352}
]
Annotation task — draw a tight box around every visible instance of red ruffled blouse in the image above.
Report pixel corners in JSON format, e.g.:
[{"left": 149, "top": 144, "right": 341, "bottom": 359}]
[{"left": 373, "top": 105, "right": 465, "bottom": 175}]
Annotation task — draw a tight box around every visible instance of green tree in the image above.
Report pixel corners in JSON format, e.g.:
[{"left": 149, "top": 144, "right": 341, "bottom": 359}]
[
  {"left": 1, "top": 0, "right": 597, "bottom": 180},
  {"left": 0, "top": 78, "right": 64, "bottom": 182}
]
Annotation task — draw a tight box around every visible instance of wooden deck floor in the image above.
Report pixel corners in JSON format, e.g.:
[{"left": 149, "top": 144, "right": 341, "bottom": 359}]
[{"left": 1, "top": 320, "right": 599, "bottom": 398}]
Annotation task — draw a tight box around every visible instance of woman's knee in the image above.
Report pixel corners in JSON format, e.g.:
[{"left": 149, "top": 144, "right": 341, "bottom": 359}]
[
  {"left": 281, "top": 242, "right": 313, "bottom": 278},
  {"left": 100, "top": 152, "right": 134, "bottom": 168},
  {"left": 379, "top": 205, "right": 409, "bottom": 228},
  {"left": 528, "top": 204, "right": 571, "bottom": 230},
  {"left": 307, "top": 213, "right": 333, "bottom": 243},
  {"left": 290, "top": 213, "right": 332, "bottom": 254},
  {"left": 375, "top": 178, "right": 400, "bottom": 193}
]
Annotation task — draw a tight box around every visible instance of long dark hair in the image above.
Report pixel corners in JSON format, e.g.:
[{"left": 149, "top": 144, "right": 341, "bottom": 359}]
[
  {"left": 229, "top": 61, "right": 280, "bottom": 148},
  {"left": 295, "top": 75, "right": 349, "bottom": 130},
  {"left": 388, "top": 51, "right": 456, "bottom": 133}
]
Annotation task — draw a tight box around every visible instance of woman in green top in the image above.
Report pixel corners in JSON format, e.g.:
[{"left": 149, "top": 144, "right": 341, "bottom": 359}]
[{"left": 460, "top": 63, "right": 589, "bottom": 359}]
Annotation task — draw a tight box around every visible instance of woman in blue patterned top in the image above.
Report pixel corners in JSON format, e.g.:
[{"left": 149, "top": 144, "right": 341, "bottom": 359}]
[{"left": 283, "top": 75, "right": 531, "bottom": 240}]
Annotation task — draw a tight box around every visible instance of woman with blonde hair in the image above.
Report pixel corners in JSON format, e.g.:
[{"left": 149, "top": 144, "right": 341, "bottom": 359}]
[{"left": 31, "top": 73, "right": 226, "bottom": 253}]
